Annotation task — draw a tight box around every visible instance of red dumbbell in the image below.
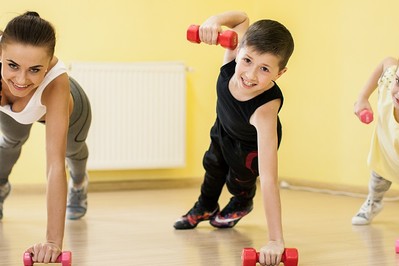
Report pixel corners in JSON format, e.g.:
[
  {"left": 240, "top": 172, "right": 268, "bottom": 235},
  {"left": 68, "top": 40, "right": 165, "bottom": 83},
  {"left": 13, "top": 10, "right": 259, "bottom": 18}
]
[
  {"left": 242, "top": 247, "right": 298, "bottom": 266},
  {"left": 23, "top": 251, "right": 72, "bottom": 266},
  {"left": 359, "top": 109, "right": 373, "bottom": 124},
  {"left": 395, "top": 239, "right": 399, "bottom": 253},
  {"left": 186, "top": 24, "right": 238, "bottom": 50}
]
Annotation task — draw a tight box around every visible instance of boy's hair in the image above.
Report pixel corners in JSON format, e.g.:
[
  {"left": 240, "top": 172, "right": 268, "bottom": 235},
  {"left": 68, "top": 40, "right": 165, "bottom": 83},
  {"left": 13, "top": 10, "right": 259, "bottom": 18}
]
[
  {"left": 240, "top": 19, "right": 294, "bottom": 70},
  {"left": 1, "top": 11, "right": 56, "bottom": 57}
]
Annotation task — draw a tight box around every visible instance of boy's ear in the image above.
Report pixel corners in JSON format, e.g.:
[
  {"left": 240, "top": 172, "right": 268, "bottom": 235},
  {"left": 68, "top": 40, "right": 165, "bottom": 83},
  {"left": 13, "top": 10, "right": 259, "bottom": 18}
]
[{"left": 275, "top": 67, "right": 287, "bottom": 80}]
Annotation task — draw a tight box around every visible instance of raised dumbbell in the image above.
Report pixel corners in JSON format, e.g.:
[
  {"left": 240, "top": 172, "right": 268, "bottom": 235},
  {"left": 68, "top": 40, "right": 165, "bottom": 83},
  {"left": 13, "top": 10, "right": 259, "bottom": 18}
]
[
  {"left": 186, "top": 24, "right": 238, "bottom": 50},
  {"left": 23, "top": 251, "right": 72, "bottom": 266},
  {"left": 241, "top": 247, "right": 298, "bottom": 266},
  {"left": 359, "top": 109, "right": 373, "bottom": 124}
]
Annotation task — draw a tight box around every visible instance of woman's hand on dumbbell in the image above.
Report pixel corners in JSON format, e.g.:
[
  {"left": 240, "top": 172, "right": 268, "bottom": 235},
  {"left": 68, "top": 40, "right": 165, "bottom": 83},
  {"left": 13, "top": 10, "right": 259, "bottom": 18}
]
[
  {"left": 259, "top": 240, "right": 285, "bottom": 266},
  {"left": 25, "top": 242, "right": 62, "bottom": 264}
]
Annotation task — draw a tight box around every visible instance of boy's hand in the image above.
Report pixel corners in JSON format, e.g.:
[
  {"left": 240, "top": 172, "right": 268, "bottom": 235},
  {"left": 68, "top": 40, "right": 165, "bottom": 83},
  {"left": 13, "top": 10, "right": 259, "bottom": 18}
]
[
  {"left": 25, "top": 242, "right": 62, "bottom": 263},
  {"left": 199, "top": 16, "right": 222, "bottom": 45},
  {"left": 259, "top": 240, "right": 285, "bottom": 266}
]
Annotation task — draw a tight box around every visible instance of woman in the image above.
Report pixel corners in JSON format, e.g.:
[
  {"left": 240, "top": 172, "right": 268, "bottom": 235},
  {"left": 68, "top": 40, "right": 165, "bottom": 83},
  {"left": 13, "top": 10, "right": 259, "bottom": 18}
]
[{"left": 0, "top": 11, "right": 91, "bottom": 263}]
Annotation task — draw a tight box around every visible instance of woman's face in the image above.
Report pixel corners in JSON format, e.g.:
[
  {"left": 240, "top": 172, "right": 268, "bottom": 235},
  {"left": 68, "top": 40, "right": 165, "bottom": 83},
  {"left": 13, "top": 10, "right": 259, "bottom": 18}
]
[{"left": 1, "top": 43, "right": 51, "bottom": 98}]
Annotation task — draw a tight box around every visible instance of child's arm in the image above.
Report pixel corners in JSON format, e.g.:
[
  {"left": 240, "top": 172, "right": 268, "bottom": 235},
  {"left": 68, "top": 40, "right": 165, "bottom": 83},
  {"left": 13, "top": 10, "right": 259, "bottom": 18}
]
[
  {"left": 250, "top": 99, "right": 285, "bottom": 265},
  {"left": 198, "top": 11, "right": 249, "bottom": 64},
  {"left": 355, "top": 57, "right": 397, "bottom": 117}
]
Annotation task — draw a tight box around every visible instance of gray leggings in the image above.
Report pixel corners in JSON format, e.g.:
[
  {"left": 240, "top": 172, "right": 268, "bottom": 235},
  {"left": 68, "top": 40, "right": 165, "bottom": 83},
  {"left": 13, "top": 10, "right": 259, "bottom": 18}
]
[{"left": 0, "top": 77, "right": 91, "bottom": 185}]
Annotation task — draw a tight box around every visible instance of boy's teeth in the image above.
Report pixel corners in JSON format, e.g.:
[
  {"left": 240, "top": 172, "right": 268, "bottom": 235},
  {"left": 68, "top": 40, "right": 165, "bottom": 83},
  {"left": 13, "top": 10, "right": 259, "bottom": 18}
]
[{"left": 243, "top": 80, "right": 253, "bottom": 86}]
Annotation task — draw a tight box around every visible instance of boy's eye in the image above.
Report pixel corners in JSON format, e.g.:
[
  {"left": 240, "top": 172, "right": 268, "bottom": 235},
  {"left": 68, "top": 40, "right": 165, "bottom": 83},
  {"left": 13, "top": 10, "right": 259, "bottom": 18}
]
[
  {"left": 396, "top": 78, "right": 399, "bottom": 84},
  {"left": 243, "top": 58, "right": 251, "bottom": 63},
  {"left": 260, "top": 66, "right": 269, "bottom": 72}
]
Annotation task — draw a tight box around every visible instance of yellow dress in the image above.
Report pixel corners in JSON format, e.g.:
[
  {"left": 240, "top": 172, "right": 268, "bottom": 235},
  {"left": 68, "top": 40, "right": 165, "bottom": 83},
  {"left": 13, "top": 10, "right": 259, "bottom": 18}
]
[{"left": 368, "top": 65, "right": 399, "bottom": 182}]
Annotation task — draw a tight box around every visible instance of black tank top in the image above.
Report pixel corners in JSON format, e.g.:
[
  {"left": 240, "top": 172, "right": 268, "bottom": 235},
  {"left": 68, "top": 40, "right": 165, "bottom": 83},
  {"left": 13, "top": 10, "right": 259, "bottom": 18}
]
[{"left": 216, "top": 60, "right": 283, "bottom": 146}]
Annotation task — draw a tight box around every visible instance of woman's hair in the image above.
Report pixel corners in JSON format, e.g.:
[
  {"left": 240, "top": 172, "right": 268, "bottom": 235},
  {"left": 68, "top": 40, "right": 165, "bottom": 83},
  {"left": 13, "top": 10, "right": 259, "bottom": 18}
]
[
  {"left": 0, "top": 11, "right": 56, "bottom": 57},
  {"left": 240, "top": 19, "right": 294, "bottom": 70}
]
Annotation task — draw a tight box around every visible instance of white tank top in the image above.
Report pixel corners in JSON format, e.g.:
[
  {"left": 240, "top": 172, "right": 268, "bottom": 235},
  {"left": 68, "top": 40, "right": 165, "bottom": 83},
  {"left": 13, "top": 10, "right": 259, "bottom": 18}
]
[{"left": 0, "top": 60, "right": 67, "bottom": 124}]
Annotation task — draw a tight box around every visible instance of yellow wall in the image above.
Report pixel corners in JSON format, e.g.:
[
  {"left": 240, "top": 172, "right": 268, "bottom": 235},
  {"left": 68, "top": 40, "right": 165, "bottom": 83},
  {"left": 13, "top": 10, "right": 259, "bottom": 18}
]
[{"left": 2, "top": 1, "right": 399, "bottom": 190}]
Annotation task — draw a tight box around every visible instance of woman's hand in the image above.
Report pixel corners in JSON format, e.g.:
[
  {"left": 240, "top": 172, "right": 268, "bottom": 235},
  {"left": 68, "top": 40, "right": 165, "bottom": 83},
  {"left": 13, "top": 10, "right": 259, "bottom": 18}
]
[
  {"left": 258, "top": 239, "right": 285, "bottom": 266},
  {"left": 25, "top": 242, "right": 62, "bottom": 263}
]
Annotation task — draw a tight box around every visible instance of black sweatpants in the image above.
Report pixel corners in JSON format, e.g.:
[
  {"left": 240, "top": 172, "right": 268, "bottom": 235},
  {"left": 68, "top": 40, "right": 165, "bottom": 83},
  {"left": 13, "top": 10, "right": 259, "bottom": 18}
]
[{"left": 198, "top": 119, "right": 260, "bottom": 210}]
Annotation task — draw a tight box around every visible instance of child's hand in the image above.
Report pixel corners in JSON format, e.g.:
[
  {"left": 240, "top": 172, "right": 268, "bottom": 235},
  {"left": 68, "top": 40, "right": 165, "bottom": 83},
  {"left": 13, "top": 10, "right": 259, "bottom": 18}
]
[
  {"left": 25, "top": 242, "right": 62, "bottom": 263},
  {"left": 199, "top": 16, "right": 222, "bottom": 45},
  {"left": 258, "top": 240, "right": 285, "bottom": 266},
  {"left": 354, "top": 99, "right": 372, "bottom": 120}
]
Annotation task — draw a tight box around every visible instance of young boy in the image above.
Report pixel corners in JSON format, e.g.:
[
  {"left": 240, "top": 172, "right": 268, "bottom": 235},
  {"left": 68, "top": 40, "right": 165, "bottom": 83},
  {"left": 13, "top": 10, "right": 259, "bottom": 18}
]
[
  {"left": 174, "top": 11, "right": 294, "bottom": 265},
  {"left": 352, "top": 57, "right": 399, "bottom": 225}
]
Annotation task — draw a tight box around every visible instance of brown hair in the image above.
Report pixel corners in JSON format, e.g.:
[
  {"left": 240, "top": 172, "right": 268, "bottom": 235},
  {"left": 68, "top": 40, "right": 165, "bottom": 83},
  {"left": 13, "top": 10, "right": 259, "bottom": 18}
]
[{"left": 1, "top": 11, "right": 56, "bottom": 57}]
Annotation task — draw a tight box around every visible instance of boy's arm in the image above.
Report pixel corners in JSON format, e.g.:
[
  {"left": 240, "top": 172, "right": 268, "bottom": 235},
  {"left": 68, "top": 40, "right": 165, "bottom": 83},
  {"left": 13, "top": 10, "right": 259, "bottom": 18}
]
[
  {"left": 355, "top": 57, "right": 397, "bottom": 115},
  {"left": 198, "top": 11, "right": 249, "bottom": 64},
  {"left": 250, "top": 99, "right": 285, "bottom": 265}
]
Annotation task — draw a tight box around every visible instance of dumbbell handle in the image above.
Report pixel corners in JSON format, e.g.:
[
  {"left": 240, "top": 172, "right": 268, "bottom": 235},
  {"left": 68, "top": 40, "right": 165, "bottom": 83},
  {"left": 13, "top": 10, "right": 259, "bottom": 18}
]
[
  {"left": 23, "top": 251, "right": 72, "bottom": 266},
  {"left": 186, "top": 24, "right": 238, "bottom": 50},
  {"left": 359, "top": 109, "right": 373, "bottom": 124}
]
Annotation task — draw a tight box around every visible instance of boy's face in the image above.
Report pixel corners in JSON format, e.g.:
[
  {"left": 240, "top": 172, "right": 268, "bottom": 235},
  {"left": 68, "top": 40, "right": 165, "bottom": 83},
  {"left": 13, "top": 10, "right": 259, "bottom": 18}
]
[
  {"left": 392, "top": 68, "right": 399, "bottom": 109},
  {"left": 234, "top": 46, "right": 286, "bottom": 94}
]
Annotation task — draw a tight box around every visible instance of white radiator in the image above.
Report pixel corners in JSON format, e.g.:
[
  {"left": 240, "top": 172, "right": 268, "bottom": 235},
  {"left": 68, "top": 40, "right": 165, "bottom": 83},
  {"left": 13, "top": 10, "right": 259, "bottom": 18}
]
[{"left": 68, "top": 61, "right": 186, "bottom": 170}]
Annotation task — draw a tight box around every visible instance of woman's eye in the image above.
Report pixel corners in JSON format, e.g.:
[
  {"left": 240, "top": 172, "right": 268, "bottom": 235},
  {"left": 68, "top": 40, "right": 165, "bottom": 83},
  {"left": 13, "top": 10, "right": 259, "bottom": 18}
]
[
  {"left": 29, "top": 68, "right": 40, "bottom": 73},
  {"left": 8, "top": 63, "right": 17, "bottom": 69}
]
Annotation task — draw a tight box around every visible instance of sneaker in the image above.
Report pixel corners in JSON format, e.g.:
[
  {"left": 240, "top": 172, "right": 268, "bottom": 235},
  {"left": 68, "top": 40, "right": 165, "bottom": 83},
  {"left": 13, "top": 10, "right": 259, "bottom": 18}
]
[
  {"left": 0, "top": 182, "right": 11, "bottom": 220},
  {"left": 210, "top": 197, "right": 253, "bottom": 228},
  {"left": 66, "top": 174, "right": 88, "bottom": 220},
  {"left": 174, "top": 201, "right": 219, "bottom": 230},
  {"left": 352, "top": 197, "right": 383, "bottom": 225}
]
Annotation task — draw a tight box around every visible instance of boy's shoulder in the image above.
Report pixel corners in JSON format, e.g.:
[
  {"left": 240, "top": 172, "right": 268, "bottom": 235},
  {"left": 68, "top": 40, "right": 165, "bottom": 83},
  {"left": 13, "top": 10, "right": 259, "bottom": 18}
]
[{"left": 220, "top": 59, "right": 236, "bottom": 77}]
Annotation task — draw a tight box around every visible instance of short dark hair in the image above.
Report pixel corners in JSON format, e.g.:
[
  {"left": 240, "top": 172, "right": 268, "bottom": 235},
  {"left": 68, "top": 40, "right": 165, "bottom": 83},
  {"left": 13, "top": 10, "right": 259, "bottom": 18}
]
[
  {"left": 1, "top": 11, "right": 56, "bottom": 57},
  {"left": 240, "top": 19, "right": 294, "bottom": 70}
]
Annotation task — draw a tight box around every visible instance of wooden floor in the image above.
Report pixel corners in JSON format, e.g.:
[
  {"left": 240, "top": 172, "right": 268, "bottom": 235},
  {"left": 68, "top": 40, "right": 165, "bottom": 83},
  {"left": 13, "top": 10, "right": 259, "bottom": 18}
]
[{"left": 1, "top": 182, "right": 399, "bottom": 265}]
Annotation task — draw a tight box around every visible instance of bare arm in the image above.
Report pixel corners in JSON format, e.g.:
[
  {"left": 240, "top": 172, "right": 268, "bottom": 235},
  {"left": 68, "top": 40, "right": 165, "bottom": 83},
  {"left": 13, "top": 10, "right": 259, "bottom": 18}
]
[
  {"left": 198, "top": 11, "right": 250, "bottom": 64},
  {"left": 44, "top": 72, "right": 70, "bottom": 250},
  {"left": 26, "top": 68, "right": 70, "bottom": 263},
  {"left": 25, "top": 70, "right": 70, "bottom": 263},
  {"left": 354, "top": 57, "right": 397, "bottom": 116},
  {"left": 250, "top": 99, "right": 284, "bottom": 265}
]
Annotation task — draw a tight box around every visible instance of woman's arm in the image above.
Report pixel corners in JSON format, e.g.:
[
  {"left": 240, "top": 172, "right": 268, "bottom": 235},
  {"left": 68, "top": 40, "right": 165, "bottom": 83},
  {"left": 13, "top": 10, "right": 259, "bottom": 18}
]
[
  {"left": 41, "top": 71, "right": 70, "bottom": 260},
  {"left": 44, "top": 71, "right": 70, "bottom": 246},
  {"left": 250, "top": 99, "right": 285, "bottom": 265},
  {"left": 25, "top": 70, "right": 70, "bottom": 263},
  {"left": 198, "top": 11, "right": 250, "bottom": 64}
]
